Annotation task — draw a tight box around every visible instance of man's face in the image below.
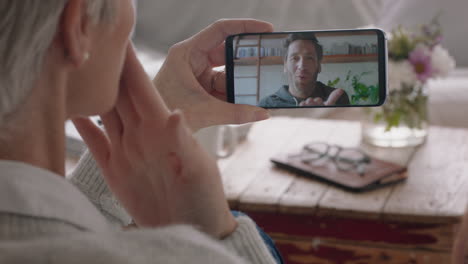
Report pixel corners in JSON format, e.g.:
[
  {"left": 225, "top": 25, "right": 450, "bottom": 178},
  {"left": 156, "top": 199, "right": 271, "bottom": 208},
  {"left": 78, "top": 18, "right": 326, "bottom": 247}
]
[{"left": 285, "top": 40, "right": 321, "bottom": 97}]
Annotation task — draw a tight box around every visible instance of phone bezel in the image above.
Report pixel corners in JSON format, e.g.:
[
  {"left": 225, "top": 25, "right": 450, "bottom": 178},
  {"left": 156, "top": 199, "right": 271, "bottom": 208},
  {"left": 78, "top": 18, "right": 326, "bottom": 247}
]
[{"left": 225, "top": 29, "right": 387, "bottom": 108}]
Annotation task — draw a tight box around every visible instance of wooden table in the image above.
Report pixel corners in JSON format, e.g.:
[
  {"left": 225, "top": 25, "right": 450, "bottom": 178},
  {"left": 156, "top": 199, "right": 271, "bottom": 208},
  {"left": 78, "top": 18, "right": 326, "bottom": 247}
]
[{"left": 218, "top": 117, "right": 468, "bottom": 264}]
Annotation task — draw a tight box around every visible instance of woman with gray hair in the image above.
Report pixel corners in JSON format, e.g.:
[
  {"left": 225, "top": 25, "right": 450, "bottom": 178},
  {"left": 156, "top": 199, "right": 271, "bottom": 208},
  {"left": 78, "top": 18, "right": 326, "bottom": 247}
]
[{"left": 0, "top": 0, "right": 281, "bottom": 263}]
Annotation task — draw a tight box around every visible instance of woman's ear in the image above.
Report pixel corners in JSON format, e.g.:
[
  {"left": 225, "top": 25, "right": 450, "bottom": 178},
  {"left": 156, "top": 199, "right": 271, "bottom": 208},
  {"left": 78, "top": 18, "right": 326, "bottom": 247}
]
[{"left": 58, "top": 0, "right": 92, "bottom": 67}]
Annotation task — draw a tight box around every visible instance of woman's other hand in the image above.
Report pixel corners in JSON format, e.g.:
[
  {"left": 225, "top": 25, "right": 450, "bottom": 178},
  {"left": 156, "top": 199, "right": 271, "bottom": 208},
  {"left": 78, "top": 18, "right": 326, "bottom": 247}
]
[
  {"left": 73, "top": 45, "right": 237, "bottom": 238},
  {"left": 154, "top": 19, "right": 274, "bottom": 132}
]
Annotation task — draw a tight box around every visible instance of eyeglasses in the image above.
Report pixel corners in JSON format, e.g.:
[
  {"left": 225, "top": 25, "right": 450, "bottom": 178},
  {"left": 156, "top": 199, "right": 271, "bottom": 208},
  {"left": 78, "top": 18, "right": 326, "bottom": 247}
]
[{"left": 290, "top": 142, "right": 371, "bottom": 175}]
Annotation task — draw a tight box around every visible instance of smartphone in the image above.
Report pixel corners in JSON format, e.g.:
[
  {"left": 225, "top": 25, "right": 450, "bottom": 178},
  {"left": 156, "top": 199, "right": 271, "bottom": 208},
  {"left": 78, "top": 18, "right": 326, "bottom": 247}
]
[{"left": 225, "top": 29, "right": 387, "bottom": 108}]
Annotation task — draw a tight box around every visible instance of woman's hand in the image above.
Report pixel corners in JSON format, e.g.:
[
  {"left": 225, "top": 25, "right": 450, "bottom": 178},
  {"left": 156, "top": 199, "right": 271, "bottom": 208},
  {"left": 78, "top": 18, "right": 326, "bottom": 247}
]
[
  {"left": 73, "top": 45, "right": 237, "bottom": 238},
  {"left": 154, "top": 19, "right": 274, "bottom": 132}
]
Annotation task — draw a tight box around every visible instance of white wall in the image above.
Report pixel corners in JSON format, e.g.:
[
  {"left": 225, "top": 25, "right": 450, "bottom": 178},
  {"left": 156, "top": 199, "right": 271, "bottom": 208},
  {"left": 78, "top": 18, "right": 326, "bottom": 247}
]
[
  {"left": 234, "top": 65, "right": 258, "bottom": 105},
  {"left": 377, "top": 0, "right": 468, "bottom": 67},
  {"left": 135, "top": 0, "right": 381, "bottom": 51},
  {"left": 135, "top": 0, "right": 465, "bottom": 67},
  {"left": 259, "top": 65, "right": 286, "bottom": 99}
]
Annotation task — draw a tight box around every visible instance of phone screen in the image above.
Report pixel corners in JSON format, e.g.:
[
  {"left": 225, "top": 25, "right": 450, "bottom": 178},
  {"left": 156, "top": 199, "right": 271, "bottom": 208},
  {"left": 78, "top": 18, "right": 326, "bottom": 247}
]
[{"left": 225, "top": 29, "right": 387, "bottom": 108}]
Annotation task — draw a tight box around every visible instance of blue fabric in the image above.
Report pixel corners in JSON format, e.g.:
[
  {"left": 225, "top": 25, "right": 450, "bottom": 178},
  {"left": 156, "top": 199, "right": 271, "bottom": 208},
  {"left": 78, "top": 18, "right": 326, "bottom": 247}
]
[{"left": 231, "top": 210, "right": 284, "bottom": 264}]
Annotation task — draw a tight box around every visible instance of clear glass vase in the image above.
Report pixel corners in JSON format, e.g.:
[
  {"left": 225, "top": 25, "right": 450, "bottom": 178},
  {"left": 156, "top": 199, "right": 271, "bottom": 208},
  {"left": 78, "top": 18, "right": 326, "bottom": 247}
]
[{"left": 362, "top": 84, "right": 428, "bottom": 148}]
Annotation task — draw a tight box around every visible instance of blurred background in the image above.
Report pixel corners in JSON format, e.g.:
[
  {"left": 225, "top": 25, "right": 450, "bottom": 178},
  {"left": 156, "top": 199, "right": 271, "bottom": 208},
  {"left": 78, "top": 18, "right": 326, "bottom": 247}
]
[
  {"left": 66, "top": 0, "right": 468, "bottom": 156},
  {"left": 132, "top": 0, "right": 468, "bottom": 123},
  {"left": 134, "top": 0, "right": 467, "bottom": 69}
]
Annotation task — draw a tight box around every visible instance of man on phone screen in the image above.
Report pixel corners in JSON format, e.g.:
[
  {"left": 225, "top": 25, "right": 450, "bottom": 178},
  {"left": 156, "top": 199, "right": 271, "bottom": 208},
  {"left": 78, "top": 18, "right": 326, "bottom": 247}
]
[{"left": 258, "top": 33, "right": 350, "bottom": 107}]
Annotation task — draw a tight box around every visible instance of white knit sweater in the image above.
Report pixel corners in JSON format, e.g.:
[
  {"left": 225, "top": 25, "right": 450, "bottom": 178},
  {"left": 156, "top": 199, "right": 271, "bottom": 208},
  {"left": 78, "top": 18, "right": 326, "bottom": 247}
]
[
  {"left": 0, "top": 153, "right": 276, "bottom": 264},
  {"left": 68, "top": 151, "right": 277, "bottom": 263}
]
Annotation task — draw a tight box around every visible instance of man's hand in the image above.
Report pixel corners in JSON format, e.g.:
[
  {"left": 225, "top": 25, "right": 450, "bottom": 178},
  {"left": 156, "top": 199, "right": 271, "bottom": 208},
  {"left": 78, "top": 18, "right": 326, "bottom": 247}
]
[
  {"left": 73, "top": 45, "right": 237, "bottom": 238},
  {"left": 299, "top": 89, "right": 345, "bottom": 106},
  {"left": 154, "top": 19, "right": 274, "bottom": 132}
]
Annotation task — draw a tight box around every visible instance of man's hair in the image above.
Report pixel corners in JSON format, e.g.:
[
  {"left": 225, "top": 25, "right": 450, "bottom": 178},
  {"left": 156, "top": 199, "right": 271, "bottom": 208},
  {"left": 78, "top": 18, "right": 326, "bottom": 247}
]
[
  {"left": 283, "top": 32, "right": 323, "bottom": 62},
  {"left": 0, "top": 0, "right": 115, "bottom": 126}
]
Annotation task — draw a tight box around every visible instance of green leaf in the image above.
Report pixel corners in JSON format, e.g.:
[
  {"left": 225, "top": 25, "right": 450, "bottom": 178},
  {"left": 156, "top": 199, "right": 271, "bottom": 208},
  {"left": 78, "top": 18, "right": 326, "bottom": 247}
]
[
  {"left": 373, "top": 112, "right": 383, "bottom": 123},
  {"left": 327, "top": 77, "right": 341, "bottom": 88}
]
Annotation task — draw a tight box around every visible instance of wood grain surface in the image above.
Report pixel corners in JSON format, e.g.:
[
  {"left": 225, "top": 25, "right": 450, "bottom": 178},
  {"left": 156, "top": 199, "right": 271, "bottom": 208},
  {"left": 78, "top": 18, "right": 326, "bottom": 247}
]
[
  {"left": 219, "top": 117, "right": 468, "bottom": 263},
  {"left": 221, "top": 117, "right": 468, "bottom": 223}
]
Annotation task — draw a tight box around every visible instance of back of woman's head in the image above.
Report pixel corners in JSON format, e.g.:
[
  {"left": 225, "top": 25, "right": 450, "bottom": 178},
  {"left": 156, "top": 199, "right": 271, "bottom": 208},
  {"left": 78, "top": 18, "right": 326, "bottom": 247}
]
[{"left": 0, "top": 0, "right": 114, "bottom": 126}]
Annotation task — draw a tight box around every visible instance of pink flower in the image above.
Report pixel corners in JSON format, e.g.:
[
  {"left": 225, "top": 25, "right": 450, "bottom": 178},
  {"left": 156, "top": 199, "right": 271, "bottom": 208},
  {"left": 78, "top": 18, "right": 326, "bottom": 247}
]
[{"left": 409, "top": 45, "right": 434, "bottom": 83}]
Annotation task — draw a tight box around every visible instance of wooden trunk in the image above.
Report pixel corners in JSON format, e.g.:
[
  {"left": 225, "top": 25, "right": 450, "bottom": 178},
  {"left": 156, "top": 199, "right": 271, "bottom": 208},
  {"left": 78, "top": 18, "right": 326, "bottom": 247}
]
[
  {"left": 245, "top": 211, "right": 456, "bottom": 264},
  {"left": 219, "top": 118, "right": 468, "bottom": 263}
]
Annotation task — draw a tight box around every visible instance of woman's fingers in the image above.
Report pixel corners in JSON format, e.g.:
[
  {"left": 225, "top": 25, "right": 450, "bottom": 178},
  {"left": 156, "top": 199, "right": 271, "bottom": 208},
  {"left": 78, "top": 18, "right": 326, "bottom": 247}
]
[
  {"left": 208, "top": 42, "right": 226, "bottom": 67},
  {"left": 152, "top": 20, "right": 275, "bottom": 132},
  {"left": 121, "top": 45, "right": 170, "bottom": 121},
  {"left": 176, "top": 73, "right": 269, "bottom": 130},
  {"left": 115, "top": 80, "right": 140, "bottom": 126},
  {"left": 72, "top": 117, "right": 111, "bottom": 167},
  {"left": 196, "top": 68, "right": 226, "bottom": 100},
  {"left": 205, "top": 20, "right": 274, "bottom": 66},
  {"left": 189, "top": 19, "right": 273, "bottom": 53},
  {"left": 164, "top": 111, "right": 189, "bottom": 179},
  {"left": 100, "top": 108, "right": 123, "bottom": 146},
  {"left": 210, "top": 70, "right": 226, "bottom": 99}
]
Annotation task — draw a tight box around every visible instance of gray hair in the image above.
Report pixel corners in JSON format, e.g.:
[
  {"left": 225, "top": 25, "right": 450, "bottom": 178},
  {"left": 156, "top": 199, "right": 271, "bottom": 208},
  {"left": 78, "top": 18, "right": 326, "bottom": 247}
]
[{"left": 0, "top": 0, "right": 115, "bottom": 126}]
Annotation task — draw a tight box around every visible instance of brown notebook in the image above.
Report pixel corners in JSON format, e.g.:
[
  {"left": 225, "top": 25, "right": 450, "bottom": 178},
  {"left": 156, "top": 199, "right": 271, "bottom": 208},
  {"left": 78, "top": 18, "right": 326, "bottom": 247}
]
[{"left": 271, "top": 153, "right": 407, "bottom": 192}]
